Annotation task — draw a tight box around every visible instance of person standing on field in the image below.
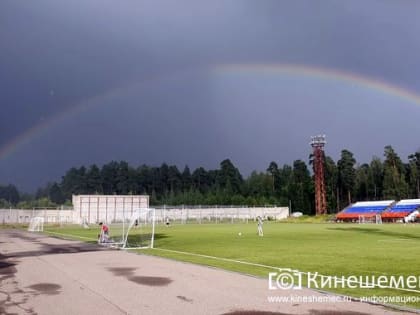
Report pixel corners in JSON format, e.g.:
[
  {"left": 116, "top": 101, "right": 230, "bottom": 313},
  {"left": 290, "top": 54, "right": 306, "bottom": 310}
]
[
  {"left": 257, "top": 216, "right": 263, "bottom": 236},
  {"left": 98, "top": 222, "right": 110, "bottom": 243}
]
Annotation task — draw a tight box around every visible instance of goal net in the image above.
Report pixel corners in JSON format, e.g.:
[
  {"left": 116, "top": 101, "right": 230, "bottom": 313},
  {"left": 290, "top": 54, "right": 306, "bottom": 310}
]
[
  {"left": 98, "top": 208, "right": 155, "bottom": 249},
  {"left": 81, "top": 217, "right": 90, "bottom": 229},
  {"left": 358, "top": 215, "right": 382, "bottom": 224},
  {"left": 28, "top": 217, "right": 44, "bottom": 232}
]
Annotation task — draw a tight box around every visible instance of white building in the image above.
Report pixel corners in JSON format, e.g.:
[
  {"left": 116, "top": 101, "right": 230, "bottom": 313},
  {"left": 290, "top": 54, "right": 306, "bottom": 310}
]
[{"left": 72, "top": 195, "right": 149, "bottom": 224}]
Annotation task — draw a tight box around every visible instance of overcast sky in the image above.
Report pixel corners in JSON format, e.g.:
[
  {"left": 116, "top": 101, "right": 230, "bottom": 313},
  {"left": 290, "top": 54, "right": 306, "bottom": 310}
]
[{"left": 2, "top": 0, "right": 420, "bottom": 192}]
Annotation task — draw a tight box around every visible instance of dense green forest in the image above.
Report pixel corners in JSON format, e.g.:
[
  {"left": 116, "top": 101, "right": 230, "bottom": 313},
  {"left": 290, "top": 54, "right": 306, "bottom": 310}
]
[{"left": 1, "top": 145, "right": 419, "bottom": 214}]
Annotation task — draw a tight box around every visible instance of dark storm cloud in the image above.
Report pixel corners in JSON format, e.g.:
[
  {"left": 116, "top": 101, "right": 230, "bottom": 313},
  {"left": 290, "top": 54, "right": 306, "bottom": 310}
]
[{"left": 1, "top": 0, "right": 420, "bottom": 190}]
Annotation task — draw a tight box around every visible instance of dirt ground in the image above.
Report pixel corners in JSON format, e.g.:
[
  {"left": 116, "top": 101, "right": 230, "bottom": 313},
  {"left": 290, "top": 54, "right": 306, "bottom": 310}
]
[{"left": 0, "top": 229, "right": 416, "bottom": 315}]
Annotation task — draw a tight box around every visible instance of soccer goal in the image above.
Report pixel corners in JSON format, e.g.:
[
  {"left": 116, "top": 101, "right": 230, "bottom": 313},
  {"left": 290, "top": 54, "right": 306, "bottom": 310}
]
[
  {"left": 28, "top": 217, "right": 44, "bottom": 232},
  {"left": 98, "top": 208, "right": 156, "bottom": 249},
  {"left": 123, "top": 208, "right": 155, "bottom": 249},
  {"left": 375, "top": 214, "right": 382, "bottom": 224},
  {"left": 81, "top": 217, "right": 90, "bottom": 229}
]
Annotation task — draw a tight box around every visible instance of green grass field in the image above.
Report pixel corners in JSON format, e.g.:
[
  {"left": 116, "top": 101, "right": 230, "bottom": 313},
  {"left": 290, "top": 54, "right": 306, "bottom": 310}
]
[{"left": 43, "top": 222, "right": 420, "bottom": 309}]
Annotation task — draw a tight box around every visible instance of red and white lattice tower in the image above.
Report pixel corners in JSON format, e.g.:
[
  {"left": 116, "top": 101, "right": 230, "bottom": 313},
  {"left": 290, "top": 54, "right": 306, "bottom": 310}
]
[{"left": 310, "top": 135, "right": 327, "bottom": 215}]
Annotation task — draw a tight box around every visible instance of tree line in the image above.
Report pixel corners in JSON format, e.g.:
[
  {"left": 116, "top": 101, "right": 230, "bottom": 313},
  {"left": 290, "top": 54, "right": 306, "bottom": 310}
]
[{"left": 1, "top": 145, "right": 419, "bottom": 214}]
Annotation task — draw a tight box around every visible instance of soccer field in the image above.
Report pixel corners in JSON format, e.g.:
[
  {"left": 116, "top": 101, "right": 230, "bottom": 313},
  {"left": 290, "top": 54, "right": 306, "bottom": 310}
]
[{"left": 44, "top": 222, "right": 420, "bottom": 308}]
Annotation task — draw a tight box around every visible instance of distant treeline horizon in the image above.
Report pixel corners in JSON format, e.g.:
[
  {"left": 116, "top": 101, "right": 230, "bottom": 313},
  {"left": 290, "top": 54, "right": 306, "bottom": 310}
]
[{"left": 1, "top": 145, "right": 419, "bottom": 214}]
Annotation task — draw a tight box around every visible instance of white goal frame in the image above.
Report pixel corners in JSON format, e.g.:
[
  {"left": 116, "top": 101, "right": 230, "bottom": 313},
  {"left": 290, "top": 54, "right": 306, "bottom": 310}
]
[
  {"left": 28, "top": 217, "right": 44, "bottom": 232},
  {"left": 97, "top": 208, "right": 156, "bottom": 249},
  {"left": 81, "top": 217, "right": 90, "bottom": 229},
  {"left": 122, "top": 208, "right": 156, "bottom": 249},
  {"left": 358, "top": 214, "right": 382, "bottom": 224}
]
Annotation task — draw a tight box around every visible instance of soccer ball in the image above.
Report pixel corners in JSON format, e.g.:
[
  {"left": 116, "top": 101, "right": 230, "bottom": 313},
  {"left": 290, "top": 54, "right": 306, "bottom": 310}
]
[{"left": 238, "top": 232, "right": 242, "bottom": 236}]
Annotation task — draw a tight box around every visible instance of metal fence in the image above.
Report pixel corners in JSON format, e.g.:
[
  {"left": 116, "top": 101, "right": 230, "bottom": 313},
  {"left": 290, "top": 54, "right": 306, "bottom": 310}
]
[
  {"left": 0, "top": 208, "right": 74, "bottom": 224},
  {"left": 0, "top": 205, "right": 289, "bottom": 225},
  {"left": 154, "top": 205, "right": 289, "bottom": 224}
]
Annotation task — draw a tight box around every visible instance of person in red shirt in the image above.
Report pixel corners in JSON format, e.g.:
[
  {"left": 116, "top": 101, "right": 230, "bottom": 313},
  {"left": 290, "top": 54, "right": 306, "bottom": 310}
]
[{"left": 98, "top": 222, "right": 109, "bottom": 243}]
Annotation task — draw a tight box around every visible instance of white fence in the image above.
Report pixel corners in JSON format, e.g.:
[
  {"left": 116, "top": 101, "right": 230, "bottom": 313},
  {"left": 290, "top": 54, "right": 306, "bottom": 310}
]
[
  {"left": 0, "top": 208, "right": 74, "bottom": 224},
  {"left": 154, "top": 206, "right": 289, "bottom": 223},
  {"left": 0, "top": 206, "right": 289, "bottom": 225}
]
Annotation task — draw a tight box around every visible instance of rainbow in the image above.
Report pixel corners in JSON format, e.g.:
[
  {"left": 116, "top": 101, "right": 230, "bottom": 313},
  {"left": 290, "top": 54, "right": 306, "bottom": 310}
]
[
  {"left": 0, "top": 74, "right": 164, "bottom": 162},
  {"left": 212, "top": 63, "right": 420, "bottom": 105},
  {"left": 1, "top": 63, "right": 420, "bottom": 161},
  {"left": 0, "top": 91, "right": 114, "bottom": 161}
]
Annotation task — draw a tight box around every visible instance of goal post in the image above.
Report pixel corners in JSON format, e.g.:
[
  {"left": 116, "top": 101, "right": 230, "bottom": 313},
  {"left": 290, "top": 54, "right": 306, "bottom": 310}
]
[
  {"left": 358, "top": 214, "right": 381, "bottom": 224},
  {"left": 28, "top": 217, "right": 44, "bottom": 232},
  {"left": 81, "top": 217, "right": 90, "bottom": 229},
  {"left": 98, "top": 208, "right": 156, "bottom": 249},
  {"left": 123, "top": 208, "right": 156, "bottom": 249}
]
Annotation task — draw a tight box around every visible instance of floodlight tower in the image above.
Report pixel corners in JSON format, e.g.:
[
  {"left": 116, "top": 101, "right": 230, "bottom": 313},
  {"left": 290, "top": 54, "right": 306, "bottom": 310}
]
[{"left": 310, "top": 135, "right": 327, "bottom": 215}]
